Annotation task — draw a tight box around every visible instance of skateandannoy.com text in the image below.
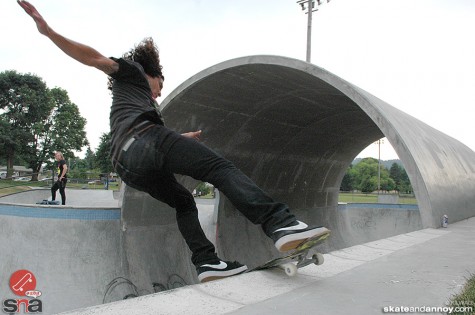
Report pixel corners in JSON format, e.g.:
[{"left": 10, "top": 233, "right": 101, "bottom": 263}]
[{"left": 382, "top": 305, "right": 474, "bottom": 314}]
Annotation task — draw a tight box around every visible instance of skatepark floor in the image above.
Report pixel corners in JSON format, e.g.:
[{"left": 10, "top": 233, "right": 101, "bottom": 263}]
[{"left": 60, "top": 215, "right": 475, "bottom": 315}]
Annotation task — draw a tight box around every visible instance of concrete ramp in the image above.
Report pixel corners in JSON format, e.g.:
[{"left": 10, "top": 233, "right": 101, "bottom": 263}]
[
  {"left": 0, "top": 199, "right": 124, "bottom": 314},
  {"left": 0, "top": 189, "right": 216, "bottom": 314},
  {"left": 119, "top": 185, "right": 197, "bottom": 294},
  {"left": 216, "top": 197, "right": 423, "bottom": 269},
  {"left": 57, "top": 218, "right": 475, "bottom": 315}
]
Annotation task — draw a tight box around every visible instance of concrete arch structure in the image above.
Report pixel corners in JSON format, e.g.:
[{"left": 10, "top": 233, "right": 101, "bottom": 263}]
[
  {"left": 161, "top": 55, "right": 474, "bottom": 229},
  {"left": 120, "top": 55, "right": 475, "bottom": 285}
]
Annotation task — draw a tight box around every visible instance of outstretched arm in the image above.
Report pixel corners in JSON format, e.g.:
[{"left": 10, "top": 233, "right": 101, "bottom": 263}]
[{"left": 17, "top": 0, "right": 118, "bottom": 75}]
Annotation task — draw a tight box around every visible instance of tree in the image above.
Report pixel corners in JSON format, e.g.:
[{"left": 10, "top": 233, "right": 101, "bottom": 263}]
[
  {"left": 22, "top": 87, "right": 88, "bottom": 181},
  {"left": 388, "top": 162, "right": 413, "bottom": 193},
  {"left": 399, "top": 167, "right": 413, "bottom": 194},
  {"left": 0, "top": 71, "right": 89, "bottom": 180},
  {"left": 340, "top": 164, "right": 355, "bottom": 191},
  {"left": 341, "top": 159, "right": 413, "bottom": 194},
  {"left": 352, "top": 158, "right": 393, "bottom": 193},
  {"left": 195, "top": 182, "right": 211, "bottom": 197},
  {"left": 0, "top": 71, "right": 50, "bottom": 178},
  {"left": 83, "top": 146, "right": 96, "bottom": 170},
  {"left": 95, "top": 132, "right": 112, "bottom": 174},
  {"left": 389, "top": 163, "right": 403, "bottom": 191}
]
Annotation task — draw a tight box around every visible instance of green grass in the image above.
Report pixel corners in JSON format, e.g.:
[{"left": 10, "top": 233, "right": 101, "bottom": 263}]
[
  {"left": 0, "top": 184, "right": 31, "bottom": 197},
  {"left": 338, "top": 192, "right": 417, "bottom": 204},
  {"left": 338, "top": 193, "right": 378, "bottom": 203},
  {"left": 447, "top": 274, "right": 475, "bottom": 314},
  {"left": 0, "top": 180, "right": 48, "bottom": 197}
]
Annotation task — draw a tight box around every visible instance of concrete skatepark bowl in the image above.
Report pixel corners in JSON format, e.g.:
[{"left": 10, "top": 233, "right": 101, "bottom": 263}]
[
  {"left": 0, "top": 189, "right": 124, "bottom": 314},
  {"left": 1, "top": 55, "right": 474, "bottom": 314}
]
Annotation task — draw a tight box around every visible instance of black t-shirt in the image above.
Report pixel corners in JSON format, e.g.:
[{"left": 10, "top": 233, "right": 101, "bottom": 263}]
[
  {"left": 57, "top": 159, "right": 67, "bottom": 179},
  {"left": 108, "top": 57, "right": 164, "bottom": 159}
]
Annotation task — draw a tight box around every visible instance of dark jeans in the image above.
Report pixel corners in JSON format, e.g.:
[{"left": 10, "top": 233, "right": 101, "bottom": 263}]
[
  {"left": 52, "top": 178, "right": 67, "bottom": 205},
  {"left": 114, "top": 125, "right": 296, "bottom": 266}
]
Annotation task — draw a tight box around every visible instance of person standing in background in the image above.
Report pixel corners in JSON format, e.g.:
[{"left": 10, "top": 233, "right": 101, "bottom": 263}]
[{"left": 51, "top": 151, "right": 68, "bottom": 205}]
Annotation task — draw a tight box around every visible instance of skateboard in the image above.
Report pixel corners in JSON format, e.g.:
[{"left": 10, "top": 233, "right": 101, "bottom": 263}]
[
  {"left": 36, "top": 200, "right": 60, "bottom": 205},
  {"left": 251, "top": 231, "right": 330, "bottom": 276}
]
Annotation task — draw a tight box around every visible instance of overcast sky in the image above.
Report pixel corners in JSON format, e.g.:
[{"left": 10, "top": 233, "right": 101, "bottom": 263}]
[{"left": 2, "top": 0, "right": 474, "bottom": 161}]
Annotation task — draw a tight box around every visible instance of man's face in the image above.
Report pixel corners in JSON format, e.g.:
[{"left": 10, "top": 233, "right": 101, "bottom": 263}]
[{"left": 146, "top": 75, "right": 164, "bottom": 99}]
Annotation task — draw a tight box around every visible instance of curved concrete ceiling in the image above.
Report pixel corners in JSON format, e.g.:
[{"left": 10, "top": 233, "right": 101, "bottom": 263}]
[{"left": 161, "top": 55, "right": 475, "bottom": 228}]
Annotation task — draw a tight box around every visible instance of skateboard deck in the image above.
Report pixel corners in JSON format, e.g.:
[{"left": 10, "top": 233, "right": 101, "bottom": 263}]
[
  {"left": 36, "top": 200, "right": 60, "bottom": 205},
  {"left": 250, "top": 230, "right": 330, "bottom": 276}
]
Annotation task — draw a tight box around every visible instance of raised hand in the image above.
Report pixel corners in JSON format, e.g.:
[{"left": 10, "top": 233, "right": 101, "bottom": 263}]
[
  {"left": 17, "top": 0, "right": 50, "bottom": 36},
  {"left": 182, "top": 130, "right": 202, "bottom": 141}
]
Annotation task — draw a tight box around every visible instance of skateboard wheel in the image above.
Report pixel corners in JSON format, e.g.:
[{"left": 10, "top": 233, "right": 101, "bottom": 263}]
[
  {"left": 283, "top": 263, "right": 297, "bottom": 276},
  {"left": 313, "top": 253, "right": 324, "bottom": 265}
]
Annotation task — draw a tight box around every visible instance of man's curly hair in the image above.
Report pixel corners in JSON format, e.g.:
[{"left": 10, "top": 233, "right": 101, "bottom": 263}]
[
  {"left": 124, "top": 37, "right": 164, "bottom": 79},
  {"left": 108, "top": 37, "right": 164, "bottom": 90}
]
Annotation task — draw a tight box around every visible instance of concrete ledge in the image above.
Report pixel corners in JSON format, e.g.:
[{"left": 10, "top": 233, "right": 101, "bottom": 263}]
[{"left": 59, "top": 228, "right": 449, "bottom": 315}]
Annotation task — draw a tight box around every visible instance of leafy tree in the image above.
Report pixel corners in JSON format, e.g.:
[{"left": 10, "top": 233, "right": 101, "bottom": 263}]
[
  {"left": 83, "top": 146, "right": 96, "bottom": 170},
  {"left": 389, "top": 162, "right": 404, "bottom": 191},
  {"left": 340, "top": 164, "right": 355, "bottom": 191},
  {"left": 352, "top": 158, "right": 393, "bottom": 193},
  {"left": 352, "top": 158, "right": 377, "bottom": 192},
  {"left": 341, "top": 158, "right": 412, "bottom": 194},
  {"left": 95, "top": 132, "right": 112, "bottom": 174},
  {"left": 0, "top": 71, "right": 88, "bottom": 180},
  {"left": 195, "top": 182, "right": 211, "bottom": 196},
  {"left": 65, "top": 147, "right": 97, "bottom": 179},
  {"left": 23, "top": 87, "right": 88, "bottom": 180},
  {"left": 389, "top": 162, "right": 413, "bottom": 193},
  {"left": 379, "top": 176, "right": 396, "bottom": 192},
  {"left": 0, "top": 71, "right": 51, "bottom": 178},
  {"left": 399, "top": 167, "right": 413, "bottom": 194}
]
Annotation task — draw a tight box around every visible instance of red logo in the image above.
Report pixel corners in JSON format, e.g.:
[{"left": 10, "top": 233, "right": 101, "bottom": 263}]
[
  {"left": 3, "top": 270, "right": 43, "bottom": 313},
  {"left": 9, "top": 270, "right": 38, "bottom": 297}
]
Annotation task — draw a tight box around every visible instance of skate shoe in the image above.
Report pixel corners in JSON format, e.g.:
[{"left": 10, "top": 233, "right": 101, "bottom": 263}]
[
  {"left": 197, "top": 260, "right": 248, "bottom": 283},
  {"left": 271, "top": 220, "right": 330, "bottom": 252}
]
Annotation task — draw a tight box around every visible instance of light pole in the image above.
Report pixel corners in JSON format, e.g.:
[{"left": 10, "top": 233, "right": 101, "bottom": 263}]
[
  {"left": 297, "top": 0, "right": 331, "bottom": 63},
  {"left": 375, "top": 138, "right": 385, "bottom": 194}
]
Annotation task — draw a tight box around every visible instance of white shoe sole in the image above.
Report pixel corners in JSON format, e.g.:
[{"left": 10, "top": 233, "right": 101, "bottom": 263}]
[
  {"left": 198, "top": 265, "right": 248, "bottom": 282},
  {"left": 274, "top": 227, "right": 330, "bottom": 252}
]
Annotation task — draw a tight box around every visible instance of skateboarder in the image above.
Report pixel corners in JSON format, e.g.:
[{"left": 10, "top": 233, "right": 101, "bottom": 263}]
[
  {"left": 18, "top": 0, "right": 329, "bottom": 282},
  {"left": 51, "top": 151, "right": 67, "bottom": 205}
]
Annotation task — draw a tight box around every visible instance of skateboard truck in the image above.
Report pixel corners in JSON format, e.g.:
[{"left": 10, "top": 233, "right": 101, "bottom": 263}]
[
  {"left": 252, "top": 231, "right": 330, "bottom": 277},
  {"left": 280, "top": 251, "right": 325, "bottom": 276}
]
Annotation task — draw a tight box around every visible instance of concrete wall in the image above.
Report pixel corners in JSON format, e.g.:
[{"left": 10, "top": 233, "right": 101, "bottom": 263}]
[
  {"left": 161, "top": 55, "right": 475, "bottom": 230},
  {"left": 120, "top": 186, "right": 198, "bottom": 294},
  {"left": 216, "top": 196, "right": 422, "bottom": 267},
  {"left": 0, "top": 204, "right": 126, "bottom": 314},
  {"left": 156, "top": 55, "right": 474, "bottom": 266},
  {"left": 0, "top": 190, "right": 216, "bottom": 314}
]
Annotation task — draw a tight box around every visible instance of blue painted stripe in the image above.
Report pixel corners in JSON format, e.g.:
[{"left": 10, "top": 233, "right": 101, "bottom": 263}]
[
  {"left": 344, "top": 203, "right": 419, "bottom": 210},
  {"left": 0, "top": 205, "right": 120, "bottom": 220}
]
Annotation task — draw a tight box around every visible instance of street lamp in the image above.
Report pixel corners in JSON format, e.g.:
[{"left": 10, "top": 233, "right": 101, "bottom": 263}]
[
  {"left": 296, "top": 0, "right": 331, "bottom": 63},
  {"left": 375, "top": 138, "right": 385, "bottom": 194}
]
